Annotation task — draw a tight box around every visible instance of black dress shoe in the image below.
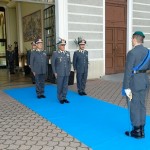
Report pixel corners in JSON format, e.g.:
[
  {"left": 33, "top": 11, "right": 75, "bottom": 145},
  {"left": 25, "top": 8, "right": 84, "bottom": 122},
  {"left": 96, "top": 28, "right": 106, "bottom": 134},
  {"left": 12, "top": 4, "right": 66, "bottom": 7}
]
[
  {"left": 125, "top": 126, "right": 143, "bottom": 139},
  {"left": 125, "top": 131, "right": 142, "bottom": 139},
  {"left": 59, "top": 100, "right": 64, "bottom": 104},
  {"left": 63, "top": 99, "right": 70, "bottom": 103},
  {"left": 82, "top": 92, "right": 87, "bottom": 95},
  {"left": 41, "top": 95, "right": 46, "bottom": 98},
  {"left": 37, "top": 96, "right": 41, "bottom": 99},
  {"left": 78, "top": 92, "right": 83, "bottom": 96},
  {"left": 140, "top": 125, "right": 145, "bottom": 138}
]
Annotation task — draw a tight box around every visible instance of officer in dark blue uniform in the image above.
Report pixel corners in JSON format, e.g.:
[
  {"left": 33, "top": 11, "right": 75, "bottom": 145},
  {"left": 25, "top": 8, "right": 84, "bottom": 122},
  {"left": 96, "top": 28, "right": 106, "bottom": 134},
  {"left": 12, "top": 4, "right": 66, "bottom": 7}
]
[
  {"left": 73, "top": 38, "right": 88, "bottom": 95},
  {"left": 26, "top": 41, "right": 36, "bottom": 83},
  {"left": 123, "top": 31, "right": 150, "bottom": 138},
  {"left": 6, "top": 44, "right": 15, "bottom": 74},
  {"left": 51, "top": 38, "right": 71, "bottom": 104},
  {"left": 30, "top": 39, "right": 47, "bottom": 99},
  {"left": 14, "top": 41, "right": 19, "bottom": 67}
]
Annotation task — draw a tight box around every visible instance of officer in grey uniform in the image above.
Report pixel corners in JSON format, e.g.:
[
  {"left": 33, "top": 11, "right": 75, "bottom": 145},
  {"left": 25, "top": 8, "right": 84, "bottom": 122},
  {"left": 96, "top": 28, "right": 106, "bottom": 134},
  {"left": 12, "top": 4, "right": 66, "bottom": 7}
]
[
  {"left": 30, "top": 39, "right": 47, "bottom": 99},
  {"left": 123, "top": 31, "right": 150, "bottom": 138},
  {"left": 6, "top": 44, "right": 15, "bottom": 74},
  {"left": 51, "top": 38, "right": 71, "bottom": 104},
  {"left": 26, "top": 41, "right": 36, "bottom": 83},
  {"left": 73, "top": 38, "right": 88, "bottom": 95}
]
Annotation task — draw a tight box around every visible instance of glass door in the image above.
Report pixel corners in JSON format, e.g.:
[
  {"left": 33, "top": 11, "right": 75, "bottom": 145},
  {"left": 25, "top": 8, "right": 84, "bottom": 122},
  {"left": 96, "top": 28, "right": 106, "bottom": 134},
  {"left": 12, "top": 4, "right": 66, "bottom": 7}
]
[{"left": 0, "top": 7, "right": 6, "bottom": 68}]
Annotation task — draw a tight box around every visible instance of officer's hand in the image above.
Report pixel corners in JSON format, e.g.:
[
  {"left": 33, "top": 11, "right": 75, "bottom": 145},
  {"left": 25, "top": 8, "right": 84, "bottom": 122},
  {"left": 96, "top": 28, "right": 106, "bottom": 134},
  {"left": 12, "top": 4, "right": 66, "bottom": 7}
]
[
  {"left": 125, "top": 89, "right": 132, "bottom": 101},
  {"left": 33, "top": 72, "right": 35, "bottom": 76},
  {"left": 55, "top": 73, "right": 57, "bottom": 78}
]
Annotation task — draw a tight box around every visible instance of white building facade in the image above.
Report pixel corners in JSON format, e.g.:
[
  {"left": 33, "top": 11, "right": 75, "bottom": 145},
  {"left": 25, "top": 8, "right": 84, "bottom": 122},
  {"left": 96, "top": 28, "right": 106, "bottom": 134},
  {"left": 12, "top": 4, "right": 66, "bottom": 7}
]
[{"left": 0, "top": 0, "right": 150, "bottom": 79}]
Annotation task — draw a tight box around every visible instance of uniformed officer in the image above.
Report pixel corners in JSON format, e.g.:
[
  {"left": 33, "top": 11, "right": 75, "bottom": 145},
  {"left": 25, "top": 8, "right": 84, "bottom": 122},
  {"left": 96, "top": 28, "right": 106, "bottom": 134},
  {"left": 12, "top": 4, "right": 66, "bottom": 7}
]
[
  {"left": 14, "top": 41, "right": 19, "bottom": 67},
  {"left": 122, "top": 31, "right": 150, "bottom": 138},
  {"left": 6, "top": 44, "right": 15, "bottom": 74},
  {"left": 51, "top": 38, "right": 71, "bottom": 104},
  {"left": 26, "top": 41, "right": 36, "bottom": 83},
  {"left": 30, "top": 39, "right": 47, "bottom": 99},
  {"left": 73, "top": 38, "right": 88, "bottom": 96}
]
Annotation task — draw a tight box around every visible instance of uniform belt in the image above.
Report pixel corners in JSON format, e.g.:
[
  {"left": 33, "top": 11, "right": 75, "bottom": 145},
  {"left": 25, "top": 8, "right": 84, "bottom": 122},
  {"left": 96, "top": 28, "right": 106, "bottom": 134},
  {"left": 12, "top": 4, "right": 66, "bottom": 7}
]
[{"left": 132, "top": 70, "right": 147, "bottom": 74}]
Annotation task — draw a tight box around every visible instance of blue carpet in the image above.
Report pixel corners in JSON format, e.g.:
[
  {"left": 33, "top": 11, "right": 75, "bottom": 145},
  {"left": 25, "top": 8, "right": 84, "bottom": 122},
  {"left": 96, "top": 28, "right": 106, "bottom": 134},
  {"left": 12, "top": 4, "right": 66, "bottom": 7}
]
[{"left": 3, "top": 85, "right": 150, "bottom": 150}]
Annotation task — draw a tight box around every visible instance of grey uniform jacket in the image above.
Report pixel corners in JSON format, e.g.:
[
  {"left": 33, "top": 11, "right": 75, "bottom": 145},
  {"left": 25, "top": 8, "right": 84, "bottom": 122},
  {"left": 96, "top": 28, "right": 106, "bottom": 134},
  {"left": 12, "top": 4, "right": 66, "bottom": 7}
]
[
  {"left": 123, "top": 45, "right": 150, "bottom": 92},
  {"left": 73, "top": 50, "right": 88, "bottom": 74},
  {"left": 30, "top": 50, "right": 48, "bottom": 75},
  {"left": 51, "top": 50, "right": 71, "bottom": 76}
]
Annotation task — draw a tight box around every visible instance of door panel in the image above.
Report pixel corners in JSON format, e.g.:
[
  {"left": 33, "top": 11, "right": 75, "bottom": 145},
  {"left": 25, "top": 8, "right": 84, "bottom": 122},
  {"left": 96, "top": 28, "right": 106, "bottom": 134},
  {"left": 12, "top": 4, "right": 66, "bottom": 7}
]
[
  {"left": 106, "top": 28, "right": 115, "bottom": 74},
  {"left": 105, "top": 27, "right": 126, "bottom": 74},
  {"left": 106, "top": 3, "right": 126, "bottom": 28},
  {"left": 115, "top": 28, "right": 126, "bottom": 73}
]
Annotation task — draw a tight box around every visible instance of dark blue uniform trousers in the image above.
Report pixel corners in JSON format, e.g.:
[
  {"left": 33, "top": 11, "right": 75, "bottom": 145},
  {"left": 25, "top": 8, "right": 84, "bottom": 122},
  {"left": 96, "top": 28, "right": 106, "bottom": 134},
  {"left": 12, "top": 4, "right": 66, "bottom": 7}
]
[
  {"left": 77, "top": 72, "right": 87, "bottom": 93},
  {"left": 130, "top": 90, "right": 147, "bottom": 127},
  {"left": 57, "top": 76, "right": 69, "bottom": 101},
  {"left": 35, "top": 74, "right": 45, "bottom": 96}
]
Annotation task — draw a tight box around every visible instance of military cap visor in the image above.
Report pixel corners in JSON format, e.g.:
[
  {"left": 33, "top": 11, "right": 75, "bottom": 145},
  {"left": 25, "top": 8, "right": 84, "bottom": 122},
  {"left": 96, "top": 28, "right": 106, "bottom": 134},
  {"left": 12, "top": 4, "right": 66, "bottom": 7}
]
[
  {"left": 78, "top": 39, "right": 86, "bottom": 45},
  {"left": 133, "top": 31, "right": 145, "bottom": 38},
  {"left": 79, "top": 41, "right": 86, "bottom": 45},
  {"left": 35, "top": 39, "right": 43, "bottom": 44},
  {"left": 57, "top": 39, "right": 66, "bottom": 45},
  {"left": 31, "top": 41, "right": 36, "bottom": 45}
]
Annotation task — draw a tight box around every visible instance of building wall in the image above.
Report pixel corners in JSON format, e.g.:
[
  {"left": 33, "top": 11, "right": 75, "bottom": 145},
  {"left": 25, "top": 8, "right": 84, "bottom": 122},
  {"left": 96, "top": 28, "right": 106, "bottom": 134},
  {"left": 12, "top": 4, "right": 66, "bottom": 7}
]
[
  {"left": 133, "top": 0, "right": 150, "bottom": 48},
  {"left": 68, "top": 0, "right": 105, "bottom": 79}
]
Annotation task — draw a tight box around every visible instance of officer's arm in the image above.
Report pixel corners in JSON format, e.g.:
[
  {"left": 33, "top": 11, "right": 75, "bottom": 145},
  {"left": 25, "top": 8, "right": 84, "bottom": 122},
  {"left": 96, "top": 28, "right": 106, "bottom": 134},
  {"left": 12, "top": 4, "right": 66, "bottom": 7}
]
[
  {"left": 51, "top": 52, "right": 56, "bottom": 74},
  {"left": 68, "top": 52, "right": 71, "bottom": 72},
  {"left": 30, "top": 52, "right": 35, "bottom": 72},
  {"left": 26, "top": 50, "right": 30, "bottom": 66},
  {"left": 73, "top": 52, "right": 77, "bottom": 70},
  {"left": 87, "top": 51, "right": 89, "bottom": 64},
  {"left": 123, "top": 52, "right": 135, "bottom": 89}
]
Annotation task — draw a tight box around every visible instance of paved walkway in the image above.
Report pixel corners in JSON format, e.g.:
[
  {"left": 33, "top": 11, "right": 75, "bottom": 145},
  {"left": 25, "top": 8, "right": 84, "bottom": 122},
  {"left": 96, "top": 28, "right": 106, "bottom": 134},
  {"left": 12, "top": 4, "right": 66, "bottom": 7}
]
[
  {"left": 0, "top": 70, "right": 150, "bottom": 149},
  {"left": 0, "top": 91, "right": 90, "bottom": 150}
]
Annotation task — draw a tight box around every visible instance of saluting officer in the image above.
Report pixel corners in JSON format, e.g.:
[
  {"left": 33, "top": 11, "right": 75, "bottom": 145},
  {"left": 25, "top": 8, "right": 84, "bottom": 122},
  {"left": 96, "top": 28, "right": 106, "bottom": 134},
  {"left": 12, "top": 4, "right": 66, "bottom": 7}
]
[
  {"left": 30, "top": 39, "right": 47, "bottom": 99},
  {"left": 73, "top": 38, "right": 88, "bottom": 96},
  {"left": 123, "top": 31, "right": 150, "bottom": 139},
  {"left": 51, "top": 38, "right": 71, "bottom": 104},
  {"left": 26, "top": 41, "right": 36, "bottom": 83}
]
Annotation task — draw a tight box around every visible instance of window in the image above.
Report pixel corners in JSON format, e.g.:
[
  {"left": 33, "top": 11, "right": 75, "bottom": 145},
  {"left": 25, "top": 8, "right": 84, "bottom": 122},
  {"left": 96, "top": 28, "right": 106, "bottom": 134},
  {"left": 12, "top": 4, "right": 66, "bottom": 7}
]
[{"left": 44, "top": 5, "right": 56, "bottom": 57}]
